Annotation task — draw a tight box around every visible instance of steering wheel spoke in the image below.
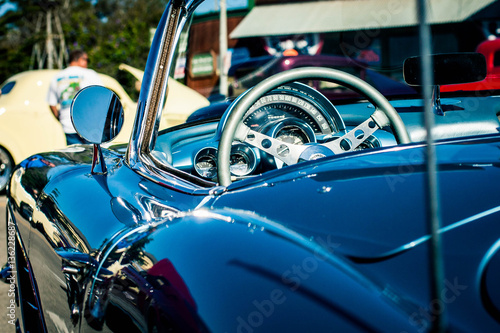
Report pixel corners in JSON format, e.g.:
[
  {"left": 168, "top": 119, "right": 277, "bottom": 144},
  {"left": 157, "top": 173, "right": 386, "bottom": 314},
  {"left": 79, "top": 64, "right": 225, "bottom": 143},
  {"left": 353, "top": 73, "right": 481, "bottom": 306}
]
[
  {"left": 322, "top": 116, "right": 381, "bottom": 154},
  {"left": 237, "top": 124, "right": 308, "bottom": 165}
]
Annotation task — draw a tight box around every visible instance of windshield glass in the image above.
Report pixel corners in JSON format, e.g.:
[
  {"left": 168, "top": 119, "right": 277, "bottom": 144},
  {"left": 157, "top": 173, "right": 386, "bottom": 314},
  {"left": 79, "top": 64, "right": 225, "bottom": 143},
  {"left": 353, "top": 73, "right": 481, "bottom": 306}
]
[
  {"left": 0, "top": 81, "right": 15, "bottom": 95},
  {"left": 162, "top": 0, "right": 495, "bottom": 130},
  {"left": 142, "top": 0, "right": 499, "bottom": 187}
]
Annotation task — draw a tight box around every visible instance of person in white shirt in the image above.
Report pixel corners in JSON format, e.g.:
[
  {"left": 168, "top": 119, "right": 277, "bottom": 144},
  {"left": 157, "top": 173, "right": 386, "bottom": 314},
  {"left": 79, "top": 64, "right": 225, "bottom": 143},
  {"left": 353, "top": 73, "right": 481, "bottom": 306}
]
[{"left": 47, "top": 49, "right": 102, "bottom": 145}]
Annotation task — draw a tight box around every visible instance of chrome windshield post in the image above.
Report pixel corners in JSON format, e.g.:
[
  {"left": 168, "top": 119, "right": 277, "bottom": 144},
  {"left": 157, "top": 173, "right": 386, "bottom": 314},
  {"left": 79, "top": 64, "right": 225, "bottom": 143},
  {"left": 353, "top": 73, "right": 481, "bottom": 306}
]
[{"left": 126, "top": 0, "right": 204, "bottom": 172}]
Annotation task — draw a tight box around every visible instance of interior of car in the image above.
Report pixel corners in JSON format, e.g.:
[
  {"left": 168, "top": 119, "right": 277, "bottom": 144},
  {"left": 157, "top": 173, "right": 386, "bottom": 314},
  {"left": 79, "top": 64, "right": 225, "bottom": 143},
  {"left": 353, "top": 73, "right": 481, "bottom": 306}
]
[{"left": 147, "top": 52, "right": 497, "bottom": 186}]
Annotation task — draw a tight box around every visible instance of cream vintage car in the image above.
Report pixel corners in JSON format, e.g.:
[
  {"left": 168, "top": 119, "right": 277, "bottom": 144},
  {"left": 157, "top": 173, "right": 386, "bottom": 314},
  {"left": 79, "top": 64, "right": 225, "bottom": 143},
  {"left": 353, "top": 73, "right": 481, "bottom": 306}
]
[{"left": 0, "top": 67, "right": 209, "bottom": 192}]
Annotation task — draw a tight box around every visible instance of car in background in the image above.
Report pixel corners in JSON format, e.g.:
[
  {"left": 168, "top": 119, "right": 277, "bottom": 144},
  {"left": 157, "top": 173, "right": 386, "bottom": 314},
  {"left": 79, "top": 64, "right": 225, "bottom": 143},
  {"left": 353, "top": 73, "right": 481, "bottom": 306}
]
[
  {"left": 5, "top": 0, "right": 500, "bottom": 332},
  {"left": 0, "top": 67, "right": 209, "bottom": 192},
  {"left": 229, "top": 54, "right": 416, "bottom": 100},
  {"left": 442, "top": 38, "right": 500, "bottom": 93},
  {"left": 0, "top": 70, "right": 135, "bottom": 192}
]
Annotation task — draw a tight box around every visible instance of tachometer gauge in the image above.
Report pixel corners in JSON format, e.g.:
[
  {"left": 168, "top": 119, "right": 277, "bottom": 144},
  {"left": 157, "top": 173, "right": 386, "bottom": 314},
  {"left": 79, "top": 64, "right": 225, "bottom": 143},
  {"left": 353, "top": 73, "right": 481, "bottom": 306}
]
[
  {"left": 275, "top": 126, "right": 311, "bottom": 145},
  {"left": 271, "top": 118, "right": 316, "bottom": 145}
]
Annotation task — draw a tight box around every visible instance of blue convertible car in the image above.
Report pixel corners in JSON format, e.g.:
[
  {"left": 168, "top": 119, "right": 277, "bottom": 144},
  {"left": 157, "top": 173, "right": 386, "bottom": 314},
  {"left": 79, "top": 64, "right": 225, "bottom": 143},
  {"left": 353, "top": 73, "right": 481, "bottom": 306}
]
[{"left": 3, "top": 0, "right": 500, "bottom": 332}]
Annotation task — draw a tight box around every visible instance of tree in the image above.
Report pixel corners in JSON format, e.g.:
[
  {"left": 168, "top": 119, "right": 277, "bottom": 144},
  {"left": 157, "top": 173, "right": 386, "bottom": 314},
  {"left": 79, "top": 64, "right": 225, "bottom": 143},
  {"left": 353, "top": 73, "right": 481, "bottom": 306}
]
[
  {"left": 90, "top": 0, "right": 167, "bottom": 99},
  {"left": 0, "top": 0, "right": 167, "bottom": 97},
  {"left": 0, "top": 0, "right": 47, "bottom": 82}
]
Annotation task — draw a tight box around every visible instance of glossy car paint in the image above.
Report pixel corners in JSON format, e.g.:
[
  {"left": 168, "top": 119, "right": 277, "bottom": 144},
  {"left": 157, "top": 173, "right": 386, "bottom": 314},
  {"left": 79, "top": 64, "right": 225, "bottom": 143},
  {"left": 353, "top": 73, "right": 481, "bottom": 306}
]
[
  {"left": 7, "top": 132, "right": 500, "bottom": 332},
  {"left": 4, "top": 0, "right": 500, "bottom": 333},
  {"left": 7, "top": 146, "right": 205, "bottom": 331}
]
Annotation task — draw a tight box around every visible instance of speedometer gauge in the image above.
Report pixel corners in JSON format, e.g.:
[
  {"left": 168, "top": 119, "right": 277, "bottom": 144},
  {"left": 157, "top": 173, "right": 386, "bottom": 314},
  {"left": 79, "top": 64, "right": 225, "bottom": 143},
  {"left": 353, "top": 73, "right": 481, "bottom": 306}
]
[
  {"left": 244, "top": 98, "right": 331, "bottom": 134},
  {"left": 242, "top": 82, "right": 342, "bottom": 136}
]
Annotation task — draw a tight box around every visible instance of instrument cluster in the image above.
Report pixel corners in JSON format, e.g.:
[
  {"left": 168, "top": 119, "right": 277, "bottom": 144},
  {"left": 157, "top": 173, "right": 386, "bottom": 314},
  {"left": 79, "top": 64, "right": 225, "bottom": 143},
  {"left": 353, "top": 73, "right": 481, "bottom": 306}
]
[
  {"left": 194, "top": 144, "right": 258, "bottom": 180},
  {"left": 192, "top": 83, "right": 346, "bottom": 181}
]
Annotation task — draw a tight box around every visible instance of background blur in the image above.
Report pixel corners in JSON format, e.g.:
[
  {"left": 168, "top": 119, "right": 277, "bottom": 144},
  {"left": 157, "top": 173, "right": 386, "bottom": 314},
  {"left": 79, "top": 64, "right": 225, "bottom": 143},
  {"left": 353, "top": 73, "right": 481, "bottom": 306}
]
[
  {"left": 0, "top": 0, "right": 171, "bottom": 100},
  {"left": 1, "top": 0, "right": 500, "bottom": 101}
]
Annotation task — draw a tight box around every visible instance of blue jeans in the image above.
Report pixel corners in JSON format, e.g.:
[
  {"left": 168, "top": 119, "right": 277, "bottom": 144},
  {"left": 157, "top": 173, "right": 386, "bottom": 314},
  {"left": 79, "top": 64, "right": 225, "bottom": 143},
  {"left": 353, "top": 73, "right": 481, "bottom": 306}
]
[{"left": 65, "top": 133, "right": 89, "bottom": 145}]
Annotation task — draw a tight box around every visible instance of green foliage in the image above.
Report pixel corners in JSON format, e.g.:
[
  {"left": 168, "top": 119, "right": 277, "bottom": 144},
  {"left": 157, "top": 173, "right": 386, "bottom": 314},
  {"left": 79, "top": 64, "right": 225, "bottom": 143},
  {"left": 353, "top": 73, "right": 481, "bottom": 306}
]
[
  {"left": 0, "top": 0, "right": 42, "bottom": 83},
  {"left": 90, "top": 0, "right": 167, "bottom": 98},
  {"left": 0, "top": 0, "right": 168, "bottom": 97}
]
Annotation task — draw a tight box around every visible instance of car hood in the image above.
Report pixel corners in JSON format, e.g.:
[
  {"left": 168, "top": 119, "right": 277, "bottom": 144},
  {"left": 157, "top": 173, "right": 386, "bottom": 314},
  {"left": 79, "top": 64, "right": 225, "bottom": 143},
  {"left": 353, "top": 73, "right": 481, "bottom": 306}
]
[{"left": 210, "top": 135, "right": 500, "bottom": 261}]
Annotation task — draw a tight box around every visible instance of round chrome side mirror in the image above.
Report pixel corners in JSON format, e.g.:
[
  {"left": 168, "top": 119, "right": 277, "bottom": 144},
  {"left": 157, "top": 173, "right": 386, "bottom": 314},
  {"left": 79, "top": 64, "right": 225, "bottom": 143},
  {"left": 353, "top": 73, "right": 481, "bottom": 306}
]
[
  {"left": 71, "top": 86, "right": 125, "bottom": 174},
  {"left": 71, "top": 85, "right": 124, "bottom": 145}
]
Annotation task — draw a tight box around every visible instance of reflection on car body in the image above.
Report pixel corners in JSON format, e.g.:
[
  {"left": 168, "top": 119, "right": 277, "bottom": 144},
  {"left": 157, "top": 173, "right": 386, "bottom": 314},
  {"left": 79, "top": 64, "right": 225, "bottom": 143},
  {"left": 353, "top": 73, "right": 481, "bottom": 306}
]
[{"left": 3, "top": 0, "right": 500, "bottom": 332}]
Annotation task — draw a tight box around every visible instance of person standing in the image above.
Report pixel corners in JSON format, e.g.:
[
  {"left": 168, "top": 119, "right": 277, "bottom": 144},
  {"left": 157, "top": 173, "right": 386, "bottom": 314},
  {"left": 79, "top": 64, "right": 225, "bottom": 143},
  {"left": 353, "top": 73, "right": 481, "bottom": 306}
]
[{"left": 47, "top": 49, "right": 102, "bottom": 145}]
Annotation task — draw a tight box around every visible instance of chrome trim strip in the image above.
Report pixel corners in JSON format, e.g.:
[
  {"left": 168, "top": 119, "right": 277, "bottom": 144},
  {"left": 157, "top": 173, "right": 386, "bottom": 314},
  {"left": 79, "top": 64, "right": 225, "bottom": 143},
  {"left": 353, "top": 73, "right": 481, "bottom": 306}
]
[{"left": 126, "top": 0, "right": 204, "bottom": 191}]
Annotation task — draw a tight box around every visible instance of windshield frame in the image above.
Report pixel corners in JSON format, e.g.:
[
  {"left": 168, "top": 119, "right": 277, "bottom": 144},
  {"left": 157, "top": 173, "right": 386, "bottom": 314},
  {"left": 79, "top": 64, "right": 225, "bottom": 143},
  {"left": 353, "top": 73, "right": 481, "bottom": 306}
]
[{"left": 124, "top": 0, "right": 216, "bottom": 193}]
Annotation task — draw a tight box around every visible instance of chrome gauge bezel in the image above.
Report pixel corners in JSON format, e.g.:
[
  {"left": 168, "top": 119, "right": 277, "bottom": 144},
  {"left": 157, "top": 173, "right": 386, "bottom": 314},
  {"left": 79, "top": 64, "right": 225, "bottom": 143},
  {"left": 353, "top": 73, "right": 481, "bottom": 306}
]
[
  {"left": 194, "top": 147, "right": 218, "bottom": 180},
  {"left": 242, "top": 82, "right": 344, "bottom": 136},
  {"left": 230, "top": 143, "right": 258, "bottom": 177},
  {"left": 268, "top": 118, "right": 317, "bottom": 145},
  {"left": 194, "top": 144, "right": 259, "bottom": 180}
]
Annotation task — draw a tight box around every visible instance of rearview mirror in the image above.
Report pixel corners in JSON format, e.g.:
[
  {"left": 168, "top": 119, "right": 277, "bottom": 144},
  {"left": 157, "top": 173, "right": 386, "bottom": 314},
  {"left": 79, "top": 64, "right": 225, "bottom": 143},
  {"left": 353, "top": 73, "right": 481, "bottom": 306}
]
[{"left": 403, "top": 53, "right": 487, "bottom": 86}]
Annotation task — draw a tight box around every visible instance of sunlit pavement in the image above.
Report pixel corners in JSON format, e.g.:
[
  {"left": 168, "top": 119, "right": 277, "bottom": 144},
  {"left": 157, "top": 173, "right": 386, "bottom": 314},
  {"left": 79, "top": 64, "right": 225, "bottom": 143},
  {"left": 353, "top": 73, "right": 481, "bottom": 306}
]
[{"left": 0, "top": 195, "right": 17, "bottom": 332}]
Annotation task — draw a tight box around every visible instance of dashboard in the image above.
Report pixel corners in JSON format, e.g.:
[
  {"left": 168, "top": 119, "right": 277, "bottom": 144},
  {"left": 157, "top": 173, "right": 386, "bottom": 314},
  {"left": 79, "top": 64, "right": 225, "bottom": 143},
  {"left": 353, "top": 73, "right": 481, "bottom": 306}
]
[{"left": 154, "top": 83, "right": 394, "bottom": 182}]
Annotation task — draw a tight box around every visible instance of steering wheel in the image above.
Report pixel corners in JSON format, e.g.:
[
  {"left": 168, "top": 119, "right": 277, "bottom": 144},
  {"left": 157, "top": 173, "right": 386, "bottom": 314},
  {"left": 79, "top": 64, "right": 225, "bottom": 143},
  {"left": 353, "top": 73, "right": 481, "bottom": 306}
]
[{"left": 217, "top": 67, "right": 411, "bottom": 186}]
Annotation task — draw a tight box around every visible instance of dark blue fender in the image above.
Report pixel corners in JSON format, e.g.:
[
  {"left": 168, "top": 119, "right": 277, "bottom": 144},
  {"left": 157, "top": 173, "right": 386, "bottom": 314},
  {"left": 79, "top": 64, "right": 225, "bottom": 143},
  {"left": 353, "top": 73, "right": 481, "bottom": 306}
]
[
  {"left": 95, "top": 209, "right": 421, "bottom": 332},
  {"left": 209, "top": 134, "right": 500, "bottom": 331}
]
